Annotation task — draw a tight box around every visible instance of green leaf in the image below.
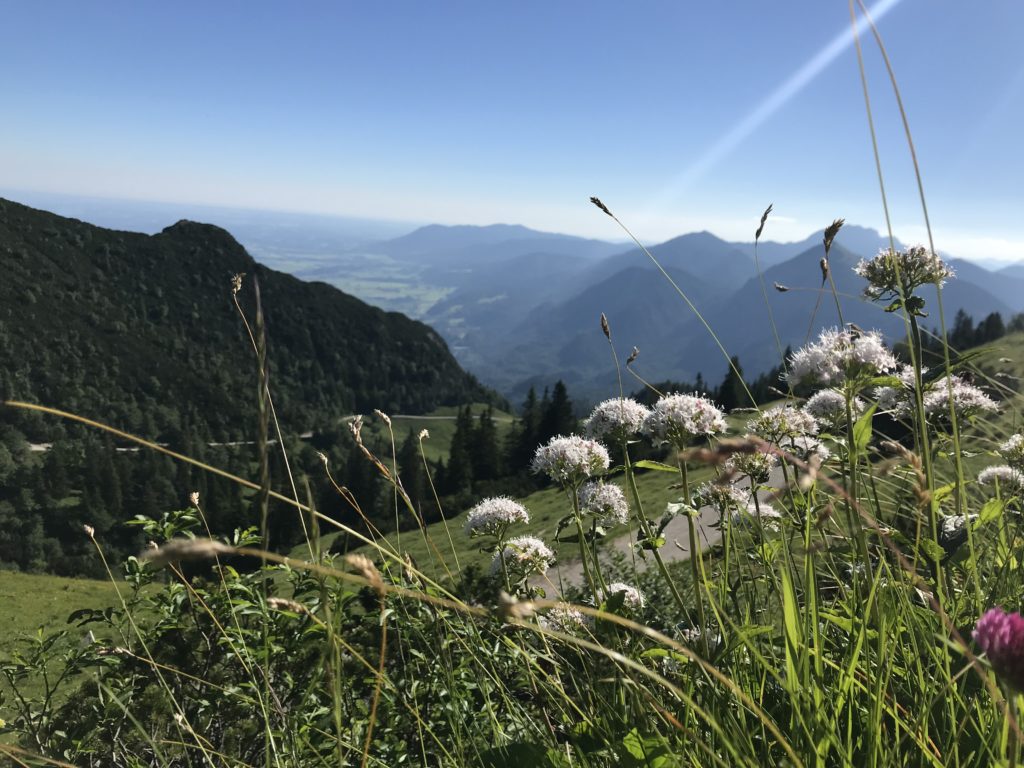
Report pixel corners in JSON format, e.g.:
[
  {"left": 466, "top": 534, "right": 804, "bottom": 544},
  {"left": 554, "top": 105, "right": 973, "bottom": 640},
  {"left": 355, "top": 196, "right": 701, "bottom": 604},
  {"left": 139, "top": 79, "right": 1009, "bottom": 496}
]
[
  {"left": 633, "top": 460, "right": 678, "bottom": 473},
  {"left": 780, "top": 565, "right": 801, "bottom": 691},
  {"left": 919, "top": 538, "right": 946, "bottom": 562},
  {"left": 480, "top": 742, "right": 570, "bottom": 768},
  {"left": 868, "top": 374, "right": 904, "bottom": 388},
  {"left": 620, "top": 728, "right": 675, "bottom": 767},
  {"left": 978, "top": 498, "right": 1005, "bottom": 526},
  {"left": 637, "top": 535, "right": 666, "bottom": 552},
  {"left": 819, "top": 611, "right": 878, "bottom": 641},
  {"left": 852, "top": 403, "right": 878, "bottom": 454},
  {"left": 905, "top": 295, "right": 927, "bottom": 317},
  {"left": 640, "top": 648, "right": 690, "bottom": 665}
]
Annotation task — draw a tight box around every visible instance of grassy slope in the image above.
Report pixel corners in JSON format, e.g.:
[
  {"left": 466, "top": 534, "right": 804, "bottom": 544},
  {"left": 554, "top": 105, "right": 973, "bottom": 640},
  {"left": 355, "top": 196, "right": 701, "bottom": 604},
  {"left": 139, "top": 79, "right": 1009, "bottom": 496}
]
[
  {"left": 5, "top": 329, "right": 1023, "bottom": 658},
  {"left": 357, "top": 403, "right": 514, "bottom": 464},
  {"left": 0, "top": 571, "right": 124, "bottom": 709},
  {"left": 0, "top": 572, "right": 123, "bottom": 657}
]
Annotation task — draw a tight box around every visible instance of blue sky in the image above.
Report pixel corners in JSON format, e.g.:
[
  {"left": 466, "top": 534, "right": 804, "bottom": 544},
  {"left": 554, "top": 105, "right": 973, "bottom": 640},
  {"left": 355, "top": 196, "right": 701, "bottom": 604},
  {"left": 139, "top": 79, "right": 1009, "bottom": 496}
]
[{"left": 2, "top": 1, "right": 1023, "bottom": 261}]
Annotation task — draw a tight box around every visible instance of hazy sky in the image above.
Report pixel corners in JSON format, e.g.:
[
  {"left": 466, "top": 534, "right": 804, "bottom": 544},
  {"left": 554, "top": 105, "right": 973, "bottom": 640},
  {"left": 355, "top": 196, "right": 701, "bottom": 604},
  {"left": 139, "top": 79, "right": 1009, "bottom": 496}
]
[{"left": 2, "top": 1, "right": 1023, "bottom": 261}]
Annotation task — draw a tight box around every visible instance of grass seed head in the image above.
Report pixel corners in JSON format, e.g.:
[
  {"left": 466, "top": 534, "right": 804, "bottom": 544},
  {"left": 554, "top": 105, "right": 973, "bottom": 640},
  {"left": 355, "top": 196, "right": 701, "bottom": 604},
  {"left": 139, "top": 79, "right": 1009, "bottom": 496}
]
[
  {"left": 142, "top": 538, "right": 232, "bottom": 568},
  {"left": 345, "top": 553, "right": 385, "bottom": 596},
  {"left": 590, "top": 196, "right": 612, "bottom": 216},
  {"left": 756, "top": 203, "right": 773, "bottom": 241},
  {"left": 823, "top": 218, "right": 845, "bottom": 255}
]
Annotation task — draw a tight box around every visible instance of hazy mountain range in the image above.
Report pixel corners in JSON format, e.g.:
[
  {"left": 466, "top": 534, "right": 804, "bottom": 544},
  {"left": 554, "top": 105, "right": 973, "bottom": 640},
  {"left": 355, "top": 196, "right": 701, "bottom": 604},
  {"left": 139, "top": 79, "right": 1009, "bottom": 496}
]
[
  {"left": 5, "top": 191, "right": 1021, "bottom": 404},
  {"left": 338, "top": 222, "right": 1022, "bottom": 401}
]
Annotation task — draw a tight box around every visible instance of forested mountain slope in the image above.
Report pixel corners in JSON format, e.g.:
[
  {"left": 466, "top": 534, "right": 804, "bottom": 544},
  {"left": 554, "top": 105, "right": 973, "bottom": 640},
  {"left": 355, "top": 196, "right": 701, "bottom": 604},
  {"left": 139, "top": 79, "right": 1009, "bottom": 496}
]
[{"left": 0, "top": 198, "right": 494, "bottom": 574}]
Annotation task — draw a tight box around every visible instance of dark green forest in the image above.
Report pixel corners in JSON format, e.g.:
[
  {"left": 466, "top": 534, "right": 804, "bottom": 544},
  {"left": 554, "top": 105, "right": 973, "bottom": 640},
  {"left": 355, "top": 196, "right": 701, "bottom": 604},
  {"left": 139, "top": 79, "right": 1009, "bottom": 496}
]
[{"left": 0, "top": 199, "right": 496, "bottom": 575}]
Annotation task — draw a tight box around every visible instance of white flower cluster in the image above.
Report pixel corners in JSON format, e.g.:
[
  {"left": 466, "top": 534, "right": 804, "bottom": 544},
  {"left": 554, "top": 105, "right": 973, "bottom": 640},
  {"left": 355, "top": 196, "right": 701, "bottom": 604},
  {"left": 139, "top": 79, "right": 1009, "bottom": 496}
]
[
  {"left": 678, "top": 625, "right": 722, "bottom": 652},
  {"left": 854, "top": 245, "right": 955, "bottom": 300},
  {"left": 876, "top": 370, "right": 996, "bottom": 422},
  {"left": 490, "top": 535, "right": 554, "bottom": 577},
  {"left": 464, "top": 497, "right": 530, "bottom": 537},
  {"left": 531, "top": 435, "right": 610, "bottom": 486},
  {"left": 999, "top": 434, "right": 1024, "bottom": 468},
  {"left": 748, "top": 405, "right": 818, "bottom": 443},
  {"left": 730, "top": 501, "right": 783, "bottom": 531},
  {"left": 540, "top": 604, "right": 592, "bottom": 634},
  {"left": 643, "top": 392, "right": 727, "bottom": 446},
  {"left": 779, "top": 435, "right": 831, "bottom": 463},
  {"left": 578, "top": 481, "right": 629, "bottom": 526},
  {"left": 802, "top": 389, "right": 865, "bottom": 427},
  {"left": 977, "top": 465, "right": 1024, "bottom": 490},
  {"left": 583, "top": 397, "right": 651, "bottom": 442},
  {"left": 691, "top": 481, "right": 748, "bottom": 513},
  {"left": 603, "top": 582, "right": 645, "bottom": 611},
  {"left": 787, "top": 327, "right": 897, "bottom": 388},
  {"left": 724, "top": 446, "right": 778, "bottom": 484},
  {"left": 922, "top": 375, "right": 998, "bottom": 420},
  {"left": 874, "top": 366, "right": 918, "bottom": 417}
]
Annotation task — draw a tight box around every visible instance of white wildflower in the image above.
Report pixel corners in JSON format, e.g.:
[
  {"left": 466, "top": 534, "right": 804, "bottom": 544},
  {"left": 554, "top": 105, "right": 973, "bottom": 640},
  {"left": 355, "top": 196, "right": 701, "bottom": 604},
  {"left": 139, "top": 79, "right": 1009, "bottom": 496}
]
[
  {"left": 978, "top": 465, "right": 1024, "bottom": 490},
  {"left": 730, "top": 501, "right": 783, "bottom": 531},
  {"left": 854, "top": 245, "right": 955, "bottom": 301},
  {"left": 782, "top": 435, "right": 831, "bottom": 462},
  {"left": 876, "top": 369, "right": 997, "bottom": 422},
  {"left": 540, "top": 604, "right": 592, "bottom": 634},
  {"left": 531, "top": 435, "right": 610, "bottom": 486},
  {"left": 491, "top": 536, "right": 554, "bottom": 577},
  {"left": 922, "top": 376, "right": 997, "bottom": 420},
  {"left": 999, "top": 434, "right": 1024, "bottom": 469},
  {"left": 874, "top": 365, "right": 918, "bottom": 418},
  {"left": 603, "top": 582, "right": 645, "bottom": 610},
  {"left": 724, "top": 445, "right": 778, "bottom": 484},
  {"left": 578, "top": 481, "right": 629, "bottom": 526},
  {"left": 787, "top": 327, "right": 897, "bottom": 388},
  {"left": 643, "top": 392, "right": 727, "bottom": 447},
  {"left": 748, "top": 405, "right": 818, "bottom": 442},
  {"left": 679, "top": 625, "right": 722, "bottom": 651},
  {"left": 583, "top": 398, "right": 651, "bottom": 442},
  {"left": 803, "top": 389, "right": 865, "bottom": 427},
  {"left": 692, "top": 482, "right": 748, "bottom": 513},
  {"left": 464, "top": 497, "right": 530, "bottom": 537}
]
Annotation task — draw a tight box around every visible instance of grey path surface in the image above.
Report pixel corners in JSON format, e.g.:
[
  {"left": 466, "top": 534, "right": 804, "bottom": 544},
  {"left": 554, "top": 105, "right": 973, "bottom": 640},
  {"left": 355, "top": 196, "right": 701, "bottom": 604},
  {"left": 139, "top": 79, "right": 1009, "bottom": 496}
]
[{"left": 534, "top": 467, "right": 786, "bottom": 597}]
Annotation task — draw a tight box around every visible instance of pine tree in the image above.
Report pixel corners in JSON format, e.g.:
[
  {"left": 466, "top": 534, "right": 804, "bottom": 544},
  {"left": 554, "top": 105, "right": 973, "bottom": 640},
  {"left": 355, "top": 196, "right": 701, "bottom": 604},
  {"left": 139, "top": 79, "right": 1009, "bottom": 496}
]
[
  {"left": 396, "top": 429, "right": 427, "bottom": 517},
  {"left": 443, "top": 406, "right": 475, "bottom": 495},
  {"left": 508, "top": 387, "right": 541, "bottom": 473},
  {"left": 539, "top": 380, "right": 575, "bottom": 443},
  {"left": 951, "top": 309, "right": 975, "bottom": 350},
  {"left": 978, "top": 312, "right": 1006, "bottom": 345},
  {"left": 470, "top": 406, "right": 501, "bottom": 483},
  {"left": 717, "top": 357, "right": 747, "bottom": 413}
]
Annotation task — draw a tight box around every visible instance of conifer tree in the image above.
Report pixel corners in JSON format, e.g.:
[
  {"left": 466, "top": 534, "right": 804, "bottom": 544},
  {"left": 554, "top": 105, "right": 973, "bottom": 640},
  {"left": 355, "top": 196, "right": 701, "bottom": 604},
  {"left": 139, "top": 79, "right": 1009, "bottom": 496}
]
[
  {"left": 539, "top": 380, "right": 575, "bottom": 442},
  {"left": 508, "top": 387, "right": 541, "bottom": 473},
  {"left": 396, "top": 429, "right": 427, "bottom": 516},
  {"left": 470, "top": 406, "right": 501, "bottom": 483},
  {"left": 717, "top": 357, "right": 747, "bottom": 413}
]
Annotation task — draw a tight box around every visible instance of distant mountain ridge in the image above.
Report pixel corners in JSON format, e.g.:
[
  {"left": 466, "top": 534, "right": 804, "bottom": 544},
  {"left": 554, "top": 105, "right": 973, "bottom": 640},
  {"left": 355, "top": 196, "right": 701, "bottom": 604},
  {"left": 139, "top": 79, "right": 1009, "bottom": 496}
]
[
  {"left": 7, "top": 201, "right": 1019, "bottom": 407},
  {"left": 399, "top": 223, "right": 1021, "bottom": 401}
]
